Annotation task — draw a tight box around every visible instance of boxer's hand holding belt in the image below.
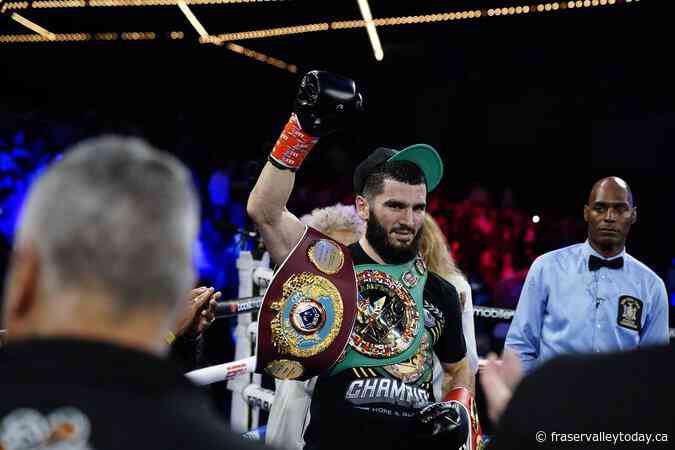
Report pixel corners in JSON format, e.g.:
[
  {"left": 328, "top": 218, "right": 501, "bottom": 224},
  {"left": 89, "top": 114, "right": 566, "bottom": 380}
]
[
  {"left": 416, "top": 387, "right": 484, "bottom": 450},
  {"left": 269, "top": 70, "right": 363, "bottom": 171}
]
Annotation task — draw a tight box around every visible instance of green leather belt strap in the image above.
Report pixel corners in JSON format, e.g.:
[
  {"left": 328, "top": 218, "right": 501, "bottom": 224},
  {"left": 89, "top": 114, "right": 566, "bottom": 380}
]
[{"left": 330, "top": 258, "right": 427, "bottom": 375}]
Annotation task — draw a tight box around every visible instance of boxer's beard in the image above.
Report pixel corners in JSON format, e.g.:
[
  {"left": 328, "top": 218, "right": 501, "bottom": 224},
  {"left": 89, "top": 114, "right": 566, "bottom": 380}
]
[{"left": 365, "top": 213, "right": 422, "bottom": 264}]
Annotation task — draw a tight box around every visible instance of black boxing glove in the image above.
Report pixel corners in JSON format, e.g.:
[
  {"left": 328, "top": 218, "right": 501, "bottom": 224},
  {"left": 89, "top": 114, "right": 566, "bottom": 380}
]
[
  {"left": 417, "top": 399, "right": 470, "bottom": 447},
  {"left": 269, "top": 70, "right": 363, "bottom": 171},
  {"left": 416, "top": 387, "right": 484, "bottom": 450},
  {"left": 293, "top": 70, "right": 363, "bottom": 137}
]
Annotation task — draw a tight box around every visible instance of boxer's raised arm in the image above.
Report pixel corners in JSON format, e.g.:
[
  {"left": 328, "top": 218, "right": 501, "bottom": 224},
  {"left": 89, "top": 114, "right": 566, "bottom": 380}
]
[
  {"left": 247, "top": 70, "right": 363, "bottom": 265},
  {"left": 247, "top": 162, "right": 305, "bottom": 265}
]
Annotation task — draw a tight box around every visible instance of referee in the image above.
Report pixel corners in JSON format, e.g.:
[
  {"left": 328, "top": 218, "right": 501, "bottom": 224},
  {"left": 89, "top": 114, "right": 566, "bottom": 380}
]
[{"left": 506, "top": 176, "right": 669, "bottom": 373}]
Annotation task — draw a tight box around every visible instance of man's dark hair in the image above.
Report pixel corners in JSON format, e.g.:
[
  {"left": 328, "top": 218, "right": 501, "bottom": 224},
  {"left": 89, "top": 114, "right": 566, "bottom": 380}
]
[{"left": 361, "top": 161, "right": 426, "bottom": 199}]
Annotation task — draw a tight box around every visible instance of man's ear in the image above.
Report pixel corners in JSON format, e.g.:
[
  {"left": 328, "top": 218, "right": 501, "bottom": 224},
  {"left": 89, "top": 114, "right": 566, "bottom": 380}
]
[
  {"left": 355, "top": 195, "right": 370, "bottom": 222},
  {"left": 583, "top": 204, "right": 590, "bottom": 223},
  {"left": 3, "top": 243, "right": 41, "bottom": 333},
  {"left": 630, "top": 207, "right": 637, "bottom": 225}
]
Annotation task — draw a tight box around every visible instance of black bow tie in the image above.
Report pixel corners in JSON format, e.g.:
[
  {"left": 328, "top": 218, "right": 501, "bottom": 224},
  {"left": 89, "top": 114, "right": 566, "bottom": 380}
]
[{"left": 589, "top": 255, "right": 624, "bottom": 271}]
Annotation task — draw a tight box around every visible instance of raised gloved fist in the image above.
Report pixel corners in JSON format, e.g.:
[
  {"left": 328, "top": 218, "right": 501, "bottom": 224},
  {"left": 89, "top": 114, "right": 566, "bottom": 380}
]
[
  {"left": 417, "top": 400, "right": 470, "bottom": 446},
  {"left": 269, "top": 70, "right": 363, "bottom": 171},
  {"left": 293, "top": 70, "right": 363, "bottom": 137}
]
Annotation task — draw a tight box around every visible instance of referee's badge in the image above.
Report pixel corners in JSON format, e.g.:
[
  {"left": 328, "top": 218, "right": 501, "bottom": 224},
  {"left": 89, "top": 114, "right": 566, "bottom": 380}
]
[{"left": 617, "top": 295, "right": 643, "bottom": 332}]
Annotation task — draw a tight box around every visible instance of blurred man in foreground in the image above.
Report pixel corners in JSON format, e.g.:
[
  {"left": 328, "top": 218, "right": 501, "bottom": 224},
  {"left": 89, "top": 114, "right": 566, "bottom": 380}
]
[{"left": 0, "top": 136, "right": 262, "bottom": 450}]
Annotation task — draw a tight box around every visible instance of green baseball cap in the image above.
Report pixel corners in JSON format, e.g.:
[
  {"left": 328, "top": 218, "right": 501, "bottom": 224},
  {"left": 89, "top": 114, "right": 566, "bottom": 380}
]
[{"left": 353, "top": 143, "right": 444, "bottom": 194}]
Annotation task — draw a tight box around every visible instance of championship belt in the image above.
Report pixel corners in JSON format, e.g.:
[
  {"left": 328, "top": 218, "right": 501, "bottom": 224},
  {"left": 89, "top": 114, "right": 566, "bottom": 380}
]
[
  {"left": 330, "top": 254, "right": 428, "bottom": 375},
  {"left": 256, "top": 226, "right": 358, "bottom": 381}
]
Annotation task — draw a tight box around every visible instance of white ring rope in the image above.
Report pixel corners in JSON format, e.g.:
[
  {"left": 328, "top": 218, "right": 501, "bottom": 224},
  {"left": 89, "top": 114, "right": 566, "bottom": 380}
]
[
  {"left": 186, "top": 356, "right": 256, "bottom": 385},
  {"left": 214, "top": 300, "right": 518, "bottom": 320}
]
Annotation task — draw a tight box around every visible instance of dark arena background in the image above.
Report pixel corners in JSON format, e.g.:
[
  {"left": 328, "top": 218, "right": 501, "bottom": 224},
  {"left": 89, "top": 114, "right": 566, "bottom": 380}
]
[{"left": 0, "top": 0, "right": 672, "bottom": 445}]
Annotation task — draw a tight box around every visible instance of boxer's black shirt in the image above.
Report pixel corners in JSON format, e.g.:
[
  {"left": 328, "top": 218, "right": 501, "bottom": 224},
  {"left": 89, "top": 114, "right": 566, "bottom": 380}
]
[{"left": 304, "top": 243, "right": 466, "bottom": 450}]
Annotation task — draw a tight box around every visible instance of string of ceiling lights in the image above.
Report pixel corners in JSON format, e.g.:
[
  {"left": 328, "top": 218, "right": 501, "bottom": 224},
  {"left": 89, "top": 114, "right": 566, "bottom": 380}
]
[
  {"left": 205, "top": 0, "right": 638, "bottom": 43},
  {"left": 0, "top": 0, "right": 641, "bottom": 74},
  {"left": 0, "top": 0, "right": 280, "bottom": 11},
  {"left": 0, "top": 1, "right": 642, "bottom": 43}
]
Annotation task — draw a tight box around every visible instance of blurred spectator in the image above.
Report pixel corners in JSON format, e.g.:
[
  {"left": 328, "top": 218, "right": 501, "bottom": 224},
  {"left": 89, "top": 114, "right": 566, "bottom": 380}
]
[{"left": 0, "top": 135, "right": 262, "bottom": 450}]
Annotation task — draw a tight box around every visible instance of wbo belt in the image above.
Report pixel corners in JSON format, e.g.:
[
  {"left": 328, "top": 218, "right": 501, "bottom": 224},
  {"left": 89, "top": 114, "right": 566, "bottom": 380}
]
[
  {"left": 256, "top": 226, "right": 358, "bottom": 381},
  {"left": 330, "top": 254, "right": 428, "bottom": 375}
]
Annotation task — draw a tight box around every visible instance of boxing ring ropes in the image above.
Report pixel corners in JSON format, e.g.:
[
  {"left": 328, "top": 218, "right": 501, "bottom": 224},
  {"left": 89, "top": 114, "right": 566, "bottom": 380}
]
[{"left": 183, "top": 250, "right": 675, "bottom": 440}]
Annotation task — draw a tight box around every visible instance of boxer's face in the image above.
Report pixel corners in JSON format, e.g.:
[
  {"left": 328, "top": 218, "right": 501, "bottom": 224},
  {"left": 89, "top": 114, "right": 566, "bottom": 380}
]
[
  {"left": 583, "top": 181, "right": 636, "bottom": 256},
  {"left": 359, "top": 178, "right": 426, "bottom": 264}
]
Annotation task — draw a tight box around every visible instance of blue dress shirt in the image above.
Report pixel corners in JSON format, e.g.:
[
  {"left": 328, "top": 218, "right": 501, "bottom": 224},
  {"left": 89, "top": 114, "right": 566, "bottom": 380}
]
[{"left": 506, "top": 240, "right": 669, "bottom": 374}]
